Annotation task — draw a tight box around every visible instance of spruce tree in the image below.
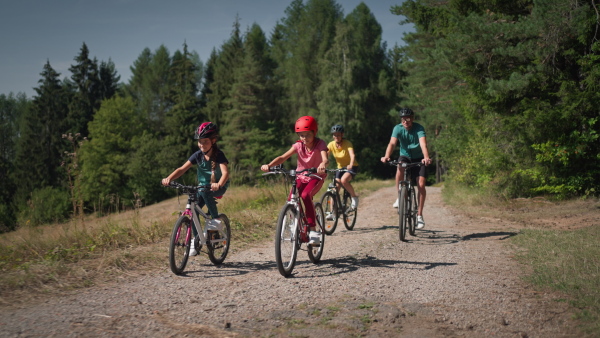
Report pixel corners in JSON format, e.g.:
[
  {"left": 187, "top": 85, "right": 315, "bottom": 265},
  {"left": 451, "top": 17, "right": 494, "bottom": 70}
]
[
  {"left": 13, "top": 61, "right": 68, "bottom": 208},
  {"left": 67, "top": 43, "right": 101, "bottom": 137}
]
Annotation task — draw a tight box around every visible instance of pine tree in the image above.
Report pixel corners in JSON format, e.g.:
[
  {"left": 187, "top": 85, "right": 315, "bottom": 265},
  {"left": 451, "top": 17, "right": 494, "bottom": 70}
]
[
  {"left": 67, "top": 43, "right": 101, "bottom": 137},
  {"left": 205, "top": 17, "right": 244, "bottom": 127},
  {"left": 126, "top": 45, "right": 174, "bottom": 132},
  {"left": 0, "top": 93, "right": 29, "bottom": 230},
  {"left": 98, "top": 59, "right": 121, "bottom": 100},
  {"left": 221, "top": 24, "right": 280, "bottom": 171},
  {"left": 316, "top": 3, "right": 395, "bottom": 172},
  {"left": 13, "top": 61, "right": 68, "bottom": 208},
  {"left": 164, "top": 42, "right": 202, "bottom": 160}
]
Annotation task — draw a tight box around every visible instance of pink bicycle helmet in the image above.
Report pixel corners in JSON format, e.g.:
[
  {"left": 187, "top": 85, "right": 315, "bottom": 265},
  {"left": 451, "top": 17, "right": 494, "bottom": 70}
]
[
  {"left": 295, "top": 116, "right": 318, "bottom": 133},
  {"left": 194, "top": 122, "right": 218, "bottom": 139}
]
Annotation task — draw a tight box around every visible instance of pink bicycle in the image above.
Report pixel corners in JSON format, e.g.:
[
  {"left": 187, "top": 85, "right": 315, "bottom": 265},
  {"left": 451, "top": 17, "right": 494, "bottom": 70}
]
[{"left": 165, "top": 182, "right": 231, "bottom": 275}]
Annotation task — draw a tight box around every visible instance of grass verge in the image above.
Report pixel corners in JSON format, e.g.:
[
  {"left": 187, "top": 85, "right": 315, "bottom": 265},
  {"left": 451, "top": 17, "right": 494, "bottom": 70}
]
[
  {"left": 0, "top": 178, "right": 391, "bottom": 305},
  {"left": 443, "top": 180, "right": 600, "bottom": 334}
]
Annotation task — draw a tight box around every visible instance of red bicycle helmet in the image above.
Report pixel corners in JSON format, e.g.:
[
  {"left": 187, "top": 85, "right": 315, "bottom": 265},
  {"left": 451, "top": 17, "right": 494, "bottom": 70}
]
[
  {"left": 194, "top": 122, "right": 218, "bottom": 139},
  {"left": 295, "top": 116, "right": 318, "bottom": 133}
]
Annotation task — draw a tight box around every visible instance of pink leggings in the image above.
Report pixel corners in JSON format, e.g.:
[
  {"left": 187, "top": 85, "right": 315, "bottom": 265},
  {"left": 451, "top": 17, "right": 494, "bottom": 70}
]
[{"left": 290, "top": 177, "right": 324, "bottom": 228}]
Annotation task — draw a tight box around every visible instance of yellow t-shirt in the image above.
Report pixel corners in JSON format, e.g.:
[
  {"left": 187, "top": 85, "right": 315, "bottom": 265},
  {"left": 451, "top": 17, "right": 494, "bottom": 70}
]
[{"left": 327, "top": 139, "right": 359, "bottom": 169}]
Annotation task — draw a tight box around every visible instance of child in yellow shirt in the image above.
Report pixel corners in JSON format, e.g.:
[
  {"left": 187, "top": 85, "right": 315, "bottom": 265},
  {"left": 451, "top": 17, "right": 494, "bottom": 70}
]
[{"left": 327, "top": 124, "right": 359, "bottom": 211}]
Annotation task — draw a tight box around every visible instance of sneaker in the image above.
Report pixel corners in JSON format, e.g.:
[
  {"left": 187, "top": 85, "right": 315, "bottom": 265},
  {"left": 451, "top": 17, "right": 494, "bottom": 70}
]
[
  {"left": 189, "top": 237, "right": 198, "bottom": 256},
  {"left": 416, "top": 216, "right": 425, "bottom": 229},
  {"left": 206, "top": 218, "right": 222, "bottom": 231},
  {"left": 325, "top": 212, "right": 335, "bottom": 221},
  {"left": 309, "top": 231, "right": 321, "bottom": 245},
  {"left": 351, "top": 196, "right": 359, "bottom": 209},
  {"left": 393, "top": 198, "right": 399, "bottom": 208}
]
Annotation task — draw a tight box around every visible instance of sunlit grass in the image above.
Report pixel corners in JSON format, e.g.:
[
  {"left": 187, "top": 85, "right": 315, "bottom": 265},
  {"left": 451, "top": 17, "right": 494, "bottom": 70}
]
[
  {"left": 0, "top": 178, "right": 391, "bottom": 303},
  {"left": 511, "top": 227, "right": 600, "bottom": 334},
  {"left": 443, "top": 180, "right": 600, "bottom": 334}
]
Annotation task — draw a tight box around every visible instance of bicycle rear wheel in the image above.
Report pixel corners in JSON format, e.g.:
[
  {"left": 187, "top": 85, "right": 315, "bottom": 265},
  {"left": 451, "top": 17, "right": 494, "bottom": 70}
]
[
  {"left": 342, "top": 189, "right": 357, "bottom": 230},
  {"left": 308, "top": 202, "right": 325, "bottom": 263},
  {"left": 169, "top": 215, "right": 192, "bottom": 275},
  {"left": 408, "top": 188, "right": 418, "bottom": 236},
  {"left": 207, "top": 214, "right": 231, "bottom": 265},
  {"left": 398, "top": 186, "right": 408, "bottom": 242},
  {"left": 320, "top": 191, "right": 338, "bottom": 235},
  {"left": 275, "top": 204, "right": 299, "bottom": 277}
]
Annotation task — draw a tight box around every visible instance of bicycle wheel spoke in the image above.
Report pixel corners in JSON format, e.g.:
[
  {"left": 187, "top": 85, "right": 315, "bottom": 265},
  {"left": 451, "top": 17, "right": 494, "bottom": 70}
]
[
  {"left": 275, "top": 205, "right": 299, "bottom": 277},
  {"left": 207, "top": 214, "right": 231, "bottom": 265},
  {"left": 169, "top": 215, "right": 192, "bottom": 275}
]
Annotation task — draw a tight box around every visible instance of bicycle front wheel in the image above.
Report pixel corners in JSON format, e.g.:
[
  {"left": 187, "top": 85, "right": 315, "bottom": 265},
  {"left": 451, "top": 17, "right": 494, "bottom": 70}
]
[
  {"left": 342, "top": 190, "right": 357, "bottom": 230},
  {"left": 320, "top": 191, "right": 338, "bottom": 235},
  {"left": 207, "top": 213, "right": 231, "bottom": 265},
  {"left": 275, "top": 204, "right": 299, "bottom": 277},
  {"left": 169, "top": 215, "right": 192, "bottom": 275},
  {"left": 408, "top": 188, "right": 418, "bottom": 236},
  {"left": 398, "top": 186, "right": 408, "bottom": 242},
  {"left": 308, "top": 202, "right": 325, "bottom": 263}
]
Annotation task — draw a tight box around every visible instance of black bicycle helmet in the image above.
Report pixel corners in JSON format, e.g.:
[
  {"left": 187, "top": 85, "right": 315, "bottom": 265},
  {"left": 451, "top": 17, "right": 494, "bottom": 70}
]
[
  {"left": 330, "top": 124, "right": 344, "bottom": 133},
  {"left": 398, "top": 108, "right": 414, "bottom": 117}
]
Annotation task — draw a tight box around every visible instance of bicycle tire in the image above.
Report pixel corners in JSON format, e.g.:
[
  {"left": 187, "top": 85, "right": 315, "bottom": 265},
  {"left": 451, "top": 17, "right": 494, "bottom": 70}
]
[
  {"left": 275, "top": 204, "right": 299, "bottom": 277},
  {"left": 342, "top": 189, "right": 357, "bottom": 230},
  {"left": 320, "top": 191, "right": 338, "bottom": 235},
  {"left": 308, "top": 202, "right": 325, "bottom": 263},
  {"left": 169, "top": 215, "right": 192, "bottom": 275},
  {"left": 207, "top": 213, "right": 231, "bottom": 265},
  {"left": 408, "top": 188, "right": 418, "bottom": 236},
  {"left": 398, "top": 186, "right": 408, "bottom": 242}
]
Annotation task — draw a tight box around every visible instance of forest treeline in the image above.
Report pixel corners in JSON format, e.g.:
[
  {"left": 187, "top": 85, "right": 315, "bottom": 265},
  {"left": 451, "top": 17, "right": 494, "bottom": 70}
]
[{"left": 0, "top": 0, "right": 598, "bottom": 232}]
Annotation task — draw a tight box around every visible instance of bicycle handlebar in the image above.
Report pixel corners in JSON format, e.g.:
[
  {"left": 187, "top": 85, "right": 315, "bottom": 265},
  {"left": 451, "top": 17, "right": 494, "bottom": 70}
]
[
  {"left": 385, "top": 160, "right": 424, "bottom": 168},
  {"left": 262, "top": 166, "right": 323, "bottom": 180},
  {"left": 164, "top": 182, "right": 213, "bottom": 194}
]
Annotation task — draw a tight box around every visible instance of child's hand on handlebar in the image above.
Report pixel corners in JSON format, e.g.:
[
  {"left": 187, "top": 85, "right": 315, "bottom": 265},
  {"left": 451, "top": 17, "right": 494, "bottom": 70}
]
[
  {"left": 380, "top": 157, "right": 390, "bottom": 163},
  {"left": 260, "top": 164, "right": 269, "bottom": 172},
  {"left": 161, "top": 178, "right": 171, "bottom": 186}
]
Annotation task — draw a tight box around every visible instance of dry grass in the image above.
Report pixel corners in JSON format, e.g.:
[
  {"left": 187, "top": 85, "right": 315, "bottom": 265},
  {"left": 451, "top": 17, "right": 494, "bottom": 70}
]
[{"left": 0, "top": 178, "right": 391, "bottom": 305}]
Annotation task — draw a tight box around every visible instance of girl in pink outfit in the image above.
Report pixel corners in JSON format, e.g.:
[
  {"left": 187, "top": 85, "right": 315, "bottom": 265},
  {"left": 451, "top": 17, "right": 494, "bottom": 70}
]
[{"left": 261, "top": 116, "right": 328, "bottom": 245}]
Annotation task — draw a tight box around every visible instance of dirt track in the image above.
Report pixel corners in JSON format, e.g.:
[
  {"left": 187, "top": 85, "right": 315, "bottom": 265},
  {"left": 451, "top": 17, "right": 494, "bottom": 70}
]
[{"left": 0, "top": 186, "right": 582, "bottom": 337}]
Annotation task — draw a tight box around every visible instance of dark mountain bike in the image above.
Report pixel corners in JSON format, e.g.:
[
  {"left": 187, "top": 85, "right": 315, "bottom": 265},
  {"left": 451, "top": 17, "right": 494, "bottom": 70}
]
[
  {"left": 386, "top": 160, "right": 423, "bottom": 241},
  {"left": 319, "top": 168, "right": 357, "bottom": 235}
]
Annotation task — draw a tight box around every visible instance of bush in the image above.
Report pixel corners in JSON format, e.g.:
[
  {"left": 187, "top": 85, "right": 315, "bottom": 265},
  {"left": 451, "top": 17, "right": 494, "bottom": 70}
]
[
  {"left": 17, "top": 187, "right": 71, "bottom": 227},
  {"left": 0, "top": 203, "right": 16, "bottom": 233}
]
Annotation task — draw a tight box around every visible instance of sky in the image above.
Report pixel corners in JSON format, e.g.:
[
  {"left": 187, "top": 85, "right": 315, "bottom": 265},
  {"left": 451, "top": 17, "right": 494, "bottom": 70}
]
[{"left": 0, "top": 0, "right": 414, "bottom": 98}]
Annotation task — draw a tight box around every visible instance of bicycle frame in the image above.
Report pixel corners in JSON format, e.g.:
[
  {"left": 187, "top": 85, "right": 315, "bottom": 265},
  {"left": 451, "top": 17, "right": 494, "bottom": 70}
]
[
  {"left": 324, "top": 169, "right": 353, "bottom": 213},
  {"left": 170, "top": 183, "right": 228, "bottom": 252},
  {"left": 387, "top": 160, "right": 422, "bottom": 240},
  {"left": 264, "top": 167, "right": 323, "bottom": 243}
]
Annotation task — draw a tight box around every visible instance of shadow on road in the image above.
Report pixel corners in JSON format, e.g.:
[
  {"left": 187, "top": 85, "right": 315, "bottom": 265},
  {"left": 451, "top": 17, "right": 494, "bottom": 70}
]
[
  {"left": 461, "top": 231, "right": 518, "bottom": 241},
  {"left": 286, "top": 254, "right": 457, "bottom": 278},
  {"left": 181, "top": 260, "right": 277, "bottom": 278}
]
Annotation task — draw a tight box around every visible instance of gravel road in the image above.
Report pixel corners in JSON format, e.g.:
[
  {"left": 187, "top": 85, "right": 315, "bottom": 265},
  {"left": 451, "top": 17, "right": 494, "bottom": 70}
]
[{"left": 0, "top": 186, "right": 581, "bottom": 337}]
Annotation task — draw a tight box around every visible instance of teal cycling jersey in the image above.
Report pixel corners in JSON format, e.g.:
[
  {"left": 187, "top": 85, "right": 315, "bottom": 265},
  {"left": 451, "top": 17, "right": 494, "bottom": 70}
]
[{"left": 391, "top": 123, "right": 426, "bottom": 159}]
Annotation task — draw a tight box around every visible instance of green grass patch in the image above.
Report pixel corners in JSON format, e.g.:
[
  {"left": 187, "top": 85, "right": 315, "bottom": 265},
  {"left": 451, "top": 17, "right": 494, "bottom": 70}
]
[
  {"left": 444, "top": 180, "right": 600, "bottom": 334},
  {"left": 511, "top": 227, "right": 600, "bottom": 333}
]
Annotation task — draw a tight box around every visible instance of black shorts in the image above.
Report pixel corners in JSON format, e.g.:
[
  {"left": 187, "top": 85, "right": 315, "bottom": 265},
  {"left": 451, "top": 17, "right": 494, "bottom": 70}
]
[
  {"left": 336, "top": 166, "right": 359, "bottom": 180},
  {"left": 398, "top": 156, "right": 427, "bottom": 178}
]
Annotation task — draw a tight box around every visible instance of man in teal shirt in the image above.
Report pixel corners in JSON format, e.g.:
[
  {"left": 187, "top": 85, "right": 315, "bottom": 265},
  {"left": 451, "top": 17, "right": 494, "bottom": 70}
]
[{"left": 381, "top": 108, "right": 432, "bottom": 229}]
